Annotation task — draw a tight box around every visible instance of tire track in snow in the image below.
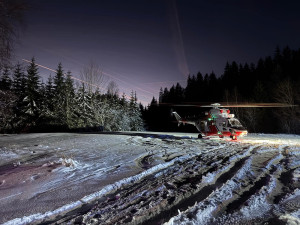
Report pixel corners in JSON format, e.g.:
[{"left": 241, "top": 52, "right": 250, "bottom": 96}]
[
  {"left": 148, "top": 156, "right": 250, "bottom": 225},
  {"left": 5, "top": 134, "right": 299, "bottom": 225},
  {"left": 62, "top": 143, "right": 251, "bottom": 225}
]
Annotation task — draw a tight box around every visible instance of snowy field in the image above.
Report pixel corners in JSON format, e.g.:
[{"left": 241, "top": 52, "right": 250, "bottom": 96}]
[{"left": 0, "top": 132, "right": 300, "bottom": 225}]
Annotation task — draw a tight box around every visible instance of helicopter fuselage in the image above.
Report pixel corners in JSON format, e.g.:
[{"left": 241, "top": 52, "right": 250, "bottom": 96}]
[{"left": 173, "top": 105, "right": 248, "bottom": 140}]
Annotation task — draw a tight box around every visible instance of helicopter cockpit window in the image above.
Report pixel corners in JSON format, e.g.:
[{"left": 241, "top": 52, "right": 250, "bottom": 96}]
[{"left": 228, "top": 118, "right": 242, "bottom": 127}]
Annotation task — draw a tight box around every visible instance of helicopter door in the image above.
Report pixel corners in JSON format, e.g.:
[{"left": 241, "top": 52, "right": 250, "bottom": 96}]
[{"left": 216, "top": 118, "right": 227, "bottom": 131}]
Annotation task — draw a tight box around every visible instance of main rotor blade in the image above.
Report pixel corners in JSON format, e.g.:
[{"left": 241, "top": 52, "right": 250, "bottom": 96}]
[
  {"left": 217, "top": 103, "right": 298, "bottom": 107},
  {"left": 159, "top": 102, "right": 297, "bottom": 108}
]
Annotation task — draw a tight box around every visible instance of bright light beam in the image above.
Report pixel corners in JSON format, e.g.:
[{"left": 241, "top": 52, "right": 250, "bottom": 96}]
[
  {"left": 168, "top": 0, "right": 190, "bottom": 78},
  {"left": 22, "top": 59, "right": 152, "bottom": 105},
  {"left": 22, "top": 58, "right": 106, "bottom": 92}
]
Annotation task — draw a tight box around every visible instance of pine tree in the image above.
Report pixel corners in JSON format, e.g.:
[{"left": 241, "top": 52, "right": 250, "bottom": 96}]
[
  {"left": 9, "top": 63, "right": 27, "bottom": 131},
  {"left": 12, "top": 63, "right": 25, "bottom": 96},
  {"left": 75, "top": 83, "right": 94, "bottom": 128},
  {"left": 35, "top": 74, "right": 56, "bottom": 130},
  {"left": 38, "top": 81, "right": 50, "bottom": 124},
  {"left": 185, "top": 75, "right": 197, "bottom": 102},
  {"left": 53, "top": 63, "right": 66, "bottom": 125},
  {"left": 128, "top": 91, "right": 144, "bottom": 131},
  {"left": 0, "top": 66, "right": 12, "bottom": 90},
  {"left": 0, "top": 88, "right": 17, "bottom": 132},
  {"left": 0, "top": 66, "right": 16, "bottom": 132},
  {"left": 64, "top": 71, "right": 76, "bottom": 128},
  {"left": 45, "top": 75, "right": 55, "bottom": 113},
  {"left": 175, "top": 83, "right": 184, "bottom": 103},
  {"left": 53, "top": 63, "right": 65, "bottom": 91},
  {"left": 159, "top": 87, "right": 163, "bottom": 103},
  {"left": 120, "top": 92, "right": 126, "bottom": 106},
  {"left": 24, "top": 57, "right": 41, "bottom": 123}
]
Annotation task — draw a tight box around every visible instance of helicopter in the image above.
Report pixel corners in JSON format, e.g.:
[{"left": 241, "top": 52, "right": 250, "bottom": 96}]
[{"left": 171, "top": 102, "right": 295, "bottom": 140}]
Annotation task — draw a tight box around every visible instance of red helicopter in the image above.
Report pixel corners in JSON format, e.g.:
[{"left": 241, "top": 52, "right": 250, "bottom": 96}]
[{"left": 172, "top": 103, "right": 293, "bottom": 140}]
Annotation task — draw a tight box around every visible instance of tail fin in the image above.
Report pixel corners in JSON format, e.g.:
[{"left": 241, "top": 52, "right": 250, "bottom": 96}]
[
  {"left": 172, "top": 112, "right": 181, "bottom": 121},
  {"left": 172, "top": 112, "right": 182, "bottom": 126}
]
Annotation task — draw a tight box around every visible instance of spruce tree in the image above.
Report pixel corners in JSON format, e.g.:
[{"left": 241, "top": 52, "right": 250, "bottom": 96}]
[
  {"left": 24, "top": 57, "right": 41, "bottom": 123},
  {"left": 53, "top": 63, "right": 65, "bottom": 94},
  {"left": 12, "top": 63, "right": 25, "bottom": 96},
  {"left": 0, "top": 66, "right": 12, "bottom": 90},
  {"left": 45, "top": 75, "right": 55, "bottom": 113},
  {"left": 0, "top": 66, "right": 16, "bottom": 132},
  {"left": 120, "top": 92, "right": 126, "bottom": 106},
  {"left": 128, "top": 91, "right": 143, "bottom": 131},
  {"left": 9, "top": 63, "right": 27, "bottom": 131},
  {"left": 75, "top": 83, "right": 94, "bottom": 129},
  {"left": 35, "top": 74, "right": 56, "bottom": 130},
  {"left": 64, "top": 71, "right": 76, "bottom": 128},
  {"left": 53, "top": 63, "right": 66, "bottom": 126}
]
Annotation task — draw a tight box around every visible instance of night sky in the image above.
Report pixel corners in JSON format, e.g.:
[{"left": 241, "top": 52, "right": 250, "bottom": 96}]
[{"left": 15, "top": 0, "right": 300, "bottom": 105}]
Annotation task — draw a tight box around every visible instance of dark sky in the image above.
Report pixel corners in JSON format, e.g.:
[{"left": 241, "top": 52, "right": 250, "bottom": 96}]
[{"left": 15, "top": 0, "right": 300, "bottom": 105}]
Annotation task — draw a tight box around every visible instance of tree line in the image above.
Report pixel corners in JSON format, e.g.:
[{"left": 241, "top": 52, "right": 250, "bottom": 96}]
[
  {"left": 0, "top": 58, "right": 144, "bottom": 133},
  {"left": 144, "top": 46, "right": 300, "bottom": 134}
]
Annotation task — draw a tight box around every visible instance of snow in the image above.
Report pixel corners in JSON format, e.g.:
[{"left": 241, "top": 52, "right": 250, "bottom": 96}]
[
  {"left": 239, "top": 176, "right": 277, "bottom": 219},
  {"left": 279, "top": 213, "right": 300, "bottom": 225},
  {"left": 0, "top": 132, "right": 300, "bottom": 224},
  {"left": 81, "top": 154, "right": 190, "bottom": 203}
]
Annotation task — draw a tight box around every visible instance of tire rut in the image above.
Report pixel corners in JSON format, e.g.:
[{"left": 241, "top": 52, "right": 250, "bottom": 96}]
[
  {"left": 62, "top": 147, "right": 249, "bottom": 225},
  {"left": 45, "top": 142, "right": 298, "bottom": 225},
  {"left": 142, "top": 156, "right": 249, "bottom": 225}
]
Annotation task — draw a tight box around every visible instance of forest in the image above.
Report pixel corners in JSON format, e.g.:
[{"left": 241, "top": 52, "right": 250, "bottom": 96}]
[
  {"left": 1, "top": 47, "right": 299, "bottom": 134},
  {"left": 143, "top": 46, "right": 300, "bottom": 134},
  {"left": 0, "top": 58, "right": 144, "bottom": 133}
]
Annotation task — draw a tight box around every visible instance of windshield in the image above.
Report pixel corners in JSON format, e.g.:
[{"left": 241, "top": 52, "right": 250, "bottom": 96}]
[{"left": 228, "top": 118, "right": 242, "bottom": 127}]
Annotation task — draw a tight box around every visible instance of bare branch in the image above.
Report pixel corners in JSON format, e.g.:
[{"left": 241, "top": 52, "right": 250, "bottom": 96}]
[
  {"left": 0, "top": 0, "right": 27, "bottom": 68},
  {"left": 107, "top": 81, "right": 119, "bottom": 97},
  {"left": 80, "top": 61, "right": 107, "bottom": 93}
]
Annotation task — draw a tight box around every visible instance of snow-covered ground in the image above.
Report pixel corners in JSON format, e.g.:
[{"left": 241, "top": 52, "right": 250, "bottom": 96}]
[{"left": 0, "top": 132, "right": 299, "bottom": 224}]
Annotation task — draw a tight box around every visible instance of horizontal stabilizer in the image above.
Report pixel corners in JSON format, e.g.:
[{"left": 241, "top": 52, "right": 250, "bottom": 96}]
[{"left": 172, "top": 112, "right": 182, "bottom": 122}]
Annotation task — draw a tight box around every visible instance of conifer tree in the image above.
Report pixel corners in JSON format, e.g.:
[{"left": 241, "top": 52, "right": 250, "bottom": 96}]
[
  {"left": 53, "top": 63, "right": 66, "bottom": 125},
  {"left": 9, "top": 63, "right": 27, "bottom": 131},
  {"left": 159, "top": 87, "right": 163, "bottom": 103},
  {"left": 24, "top": 57, "right": 41, "bottom": 122},
  {"left": 75, "top": 83, "right": 94, "bottom": 128},
  {"left": 120, "top": 92, "right": 126, "bottom": 106},
  {"left": 45, "top": 75, "right": 55, "bottom": 113},
  {"left": 64, "top": 71, "right": 76, "bottom": 128},
  {"left": 0, "top": 66, "right": 12, "bottom": 90},
  {"left": 38, "top": 81, "right": 49, "bottom": 121},
  {"left": 12, "top": 63, "right": 25, "bottom": 96},
  {"left": 0, "top": 66, "right": 16, "bottom": 131},
  {"left": 128, "top": 91, "right": 143, "bottom": 131},
  {"left": 53, "top": 63, "right": 65, "bottom": 93}
]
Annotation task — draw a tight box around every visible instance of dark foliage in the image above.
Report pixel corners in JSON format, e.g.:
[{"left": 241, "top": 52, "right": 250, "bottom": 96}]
[
  {"left": 0, "top": 59, "right": 144, "bottom": 133},
  {"left": 144, "top": 46, "right": 300, "bottom": 134}
]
